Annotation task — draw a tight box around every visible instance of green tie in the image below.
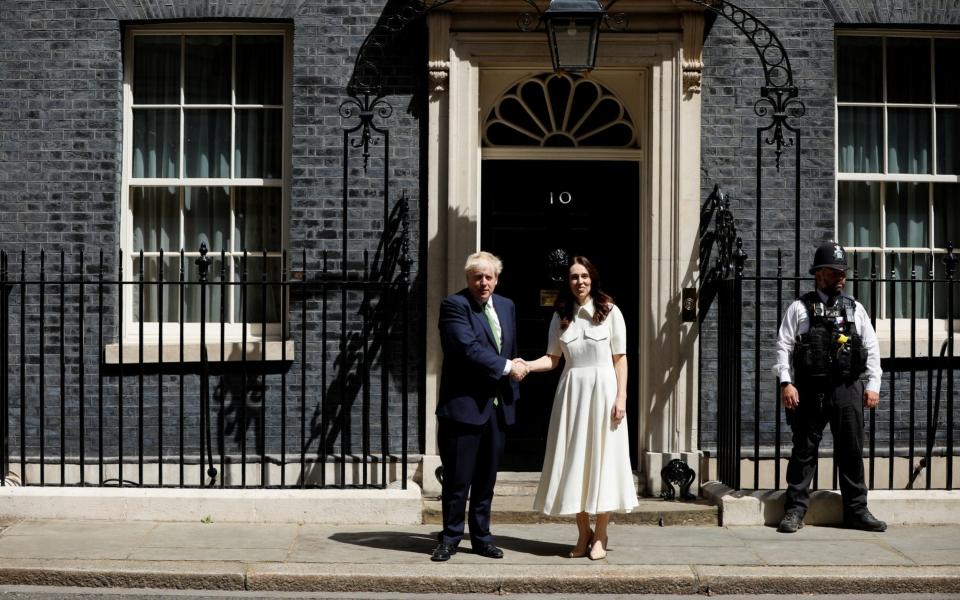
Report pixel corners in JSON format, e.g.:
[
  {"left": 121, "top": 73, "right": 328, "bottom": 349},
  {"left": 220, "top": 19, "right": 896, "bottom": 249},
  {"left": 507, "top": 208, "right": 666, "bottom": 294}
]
[
  {"left": 484, "top": 302, "right": 502, "bottom": 406},
  {"left": 483, "top": 301, "right": 502, "bottom": 352}
]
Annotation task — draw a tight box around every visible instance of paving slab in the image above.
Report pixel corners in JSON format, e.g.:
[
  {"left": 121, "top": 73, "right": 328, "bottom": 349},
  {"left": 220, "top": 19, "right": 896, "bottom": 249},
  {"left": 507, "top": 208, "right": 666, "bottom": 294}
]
[{"left": 0, "top": 520, "right": 957, "bottom": 594}]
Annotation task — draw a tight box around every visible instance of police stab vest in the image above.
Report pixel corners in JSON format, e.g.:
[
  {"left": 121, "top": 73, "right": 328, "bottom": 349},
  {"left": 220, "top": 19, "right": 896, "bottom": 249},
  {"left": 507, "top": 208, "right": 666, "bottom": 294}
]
[{"left": 793, "top": 291, "right": 868, "bottom": 381}]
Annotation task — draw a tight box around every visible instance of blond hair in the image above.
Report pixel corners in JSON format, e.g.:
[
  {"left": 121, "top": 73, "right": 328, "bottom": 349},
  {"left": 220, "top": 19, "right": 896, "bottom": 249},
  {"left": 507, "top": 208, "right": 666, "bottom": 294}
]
[{"left": 464, "top": 251, "right": 503, "bottom": 277}]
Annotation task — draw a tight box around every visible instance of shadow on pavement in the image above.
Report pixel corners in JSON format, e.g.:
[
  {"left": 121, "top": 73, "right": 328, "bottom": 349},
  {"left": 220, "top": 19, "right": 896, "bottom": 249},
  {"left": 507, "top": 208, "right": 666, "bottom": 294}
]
[{"left": 328, "top": 530, "right": 570, "bottom": 557}]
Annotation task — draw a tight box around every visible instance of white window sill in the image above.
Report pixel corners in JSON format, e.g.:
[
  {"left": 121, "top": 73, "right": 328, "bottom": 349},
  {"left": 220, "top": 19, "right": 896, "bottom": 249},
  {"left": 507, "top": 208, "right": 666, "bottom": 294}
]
[
  {"left": 876, "top": 332, "right": 960, "bottom": 359},
  {"left": 104, "top": 339, "right": 295, "bottom": 365}
]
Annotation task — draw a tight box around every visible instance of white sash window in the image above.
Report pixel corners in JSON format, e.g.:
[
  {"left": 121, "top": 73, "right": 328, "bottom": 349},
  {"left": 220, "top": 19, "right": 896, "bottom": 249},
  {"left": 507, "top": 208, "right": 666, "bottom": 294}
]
[
  {"left": 836, "top": 33, "right": 960, "bottom": 321},
  {"left": 122, "top": 26, "right": 291, "bottom": 340}
]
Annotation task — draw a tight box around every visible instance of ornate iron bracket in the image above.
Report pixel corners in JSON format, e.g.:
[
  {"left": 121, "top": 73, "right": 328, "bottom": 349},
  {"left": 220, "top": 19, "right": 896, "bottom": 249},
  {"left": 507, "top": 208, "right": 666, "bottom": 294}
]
[
  {"left": 686, "top": 0, "right": 805, "bottom": 169},
  {"left": 344, "top": 0, "right": 803, "bottom": 170},
  {"left": 339, "top": 93, "right": 394, "bottom": 169},
  {"left": 698, "top": 185, "right": 747, "bottom": 321},
  {"left": 699, "top": 185, "right": 745, "bottom": 283}
]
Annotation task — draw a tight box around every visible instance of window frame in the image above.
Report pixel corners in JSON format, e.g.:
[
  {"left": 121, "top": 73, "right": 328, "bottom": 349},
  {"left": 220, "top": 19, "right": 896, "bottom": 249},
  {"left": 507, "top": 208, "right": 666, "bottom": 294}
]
[
  {"left": 121, "top": 23, "right": 292, "bottom": 343},
  {"left": 834, "top": 29, "right": 960, "bottom": 334}
]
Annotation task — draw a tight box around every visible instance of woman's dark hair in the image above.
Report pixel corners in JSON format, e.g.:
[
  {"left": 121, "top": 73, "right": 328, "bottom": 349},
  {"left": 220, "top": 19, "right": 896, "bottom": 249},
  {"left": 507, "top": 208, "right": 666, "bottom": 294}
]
[{"left": 554, "top": 255, "right": 613, "bottom": 325}]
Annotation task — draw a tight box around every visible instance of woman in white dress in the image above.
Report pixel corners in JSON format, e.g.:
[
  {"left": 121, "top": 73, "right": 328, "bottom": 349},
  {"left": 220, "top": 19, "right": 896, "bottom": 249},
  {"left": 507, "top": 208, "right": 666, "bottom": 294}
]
[{"left": 522, "top": 256, "right": 638, "bottom": 560}]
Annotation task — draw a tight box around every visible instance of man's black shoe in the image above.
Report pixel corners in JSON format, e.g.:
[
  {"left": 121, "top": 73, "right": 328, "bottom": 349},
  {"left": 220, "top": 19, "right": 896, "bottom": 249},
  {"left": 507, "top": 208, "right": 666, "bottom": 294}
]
[
  {"left": 430, "top": 543, "right": 457, "bottom": 562},
  {"left": 472, "top": 542, "right": 504, "bottom": 559},
  {"left": 777, "top": 511, "right": 804, "bottom": 533},
  {"left": 843, "top": 510, "right": 887, "bottom": 532}
]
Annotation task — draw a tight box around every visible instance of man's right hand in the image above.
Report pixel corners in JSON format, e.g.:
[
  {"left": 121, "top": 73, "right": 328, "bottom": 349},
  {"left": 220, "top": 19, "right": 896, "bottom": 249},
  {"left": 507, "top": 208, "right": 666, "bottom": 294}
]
[
  {"left": 781, "top": 383, "right": 799, "bottom": 410},
  {"left": 510, "top": 359, "right": 529, "bottom": 381}
]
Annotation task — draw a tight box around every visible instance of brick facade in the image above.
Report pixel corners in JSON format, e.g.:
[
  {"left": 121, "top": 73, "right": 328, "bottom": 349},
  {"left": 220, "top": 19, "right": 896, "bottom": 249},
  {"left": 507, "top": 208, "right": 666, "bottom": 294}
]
[{"left": 0, "top": 0, "right": 424, "bottom": 478}]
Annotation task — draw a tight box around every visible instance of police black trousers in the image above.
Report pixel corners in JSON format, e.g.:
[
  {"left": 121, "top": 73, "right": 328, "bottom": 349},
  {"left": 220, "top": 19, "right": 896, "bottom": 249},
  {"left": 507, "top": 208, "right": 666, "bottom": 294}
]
[{"left": 783, "top": 379, "right": 869, "bottom": 517}]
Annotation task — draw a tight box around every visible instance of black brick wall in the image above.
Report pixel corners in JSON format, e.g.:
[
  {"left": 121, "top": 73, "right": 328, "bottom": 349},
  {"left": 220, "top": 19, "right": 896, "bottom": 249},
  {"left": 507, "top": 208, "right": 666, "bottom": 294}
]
[
  {"left": 0, "top": 0, "right": 426, "bottom": 478},
  {"left": 698, "top": 0, "right": 960, "bottom": 455}
]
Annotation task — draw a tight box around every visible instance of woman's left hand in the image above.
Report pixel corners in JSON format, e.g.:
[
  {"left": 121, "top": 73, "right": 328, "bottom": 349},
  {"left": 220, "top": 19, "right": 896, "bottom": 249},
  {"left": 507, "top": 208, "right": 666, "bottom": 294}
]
[{"left": 611, "top": 398, "right": 626, "bottom": 426}]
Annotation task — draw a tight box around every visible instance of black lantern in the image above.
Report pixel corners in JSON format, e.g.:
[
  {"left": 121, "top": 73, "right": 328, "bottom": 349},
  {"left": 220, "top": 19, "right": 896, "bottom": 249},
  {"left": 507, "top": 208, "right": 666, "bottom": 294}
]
[{"left": 542, "top": 0, "right": 605, "bottom": 72}]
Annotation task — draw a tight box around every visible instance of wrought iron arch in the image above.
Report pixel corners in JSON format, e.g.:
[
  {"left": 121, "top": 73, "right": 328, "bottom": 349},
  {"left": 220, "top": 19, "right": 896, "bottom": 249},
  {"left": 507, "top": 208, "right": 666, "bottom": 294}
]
[{"left": 342, "top": 0, "right": 805, "bottom": 171}]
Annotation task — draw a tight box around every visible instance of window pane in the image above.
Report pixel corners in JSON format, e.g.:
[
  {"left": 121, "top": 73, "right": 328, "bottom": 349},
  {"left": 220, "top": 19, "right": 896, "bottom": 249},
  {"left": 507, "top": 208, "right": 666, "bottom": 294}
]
[
  {"left": 235, "top": 187, "right": 282, "bottom": 252},
  {"left": 837, "top": 37, "right": 882, "bottom": 102},
  {"left": 935, "top": 39, "right": 960, "bottom": 104},
  {"left": 934, "top": 184, "right": 960, "bottom": 249},
  {"left": 236, "top": 35, "right": 283, "bottom": 105},
  {"left": 845, "top": 251, "right": 879, "bottom": 313},
  {"left": 183, "top": 257, "right": 225, "bottom": 323},
  {"left": 838, "top": 107, "right": 882, "bottom": 173},
  {"left": 234, "top": 257, "right": 281, "bottom": 324},
  {"left": 132, "top": 256, "right": 180, "bottom": 323},
  {"left": 133, "top": 36, "right": 180, "bottom": 104},
  {"left": 838, "top": 181, "right": 880, "bottom": 247},
  {"left": 184, "top": 109, "right": 230, "bottom": 178},
  {"left": 184, "top": 35, "right": 231, "bottom": 104},
  {"left": 886, "top": 38, "right": 931, "bottom": 104},
  {"left": 937, "top": 108, "right": 960, "bottom": 175},
  {"left": 886, "top": 253, "right": 931, "bottom": 318},
  {"left": 133, "top": 109, "right": 180, "bottom": 178},
  {"left": 885, "top": 182, "right": 929, "bottom": 248},
  {"left": 235, "top": 109, "right": 282, "bottom": 178},
  {"left": 934, "top": 255, "right": 960, "bottom": 319},
  {"left": 184, "top": 187, "right": 229, "bottom": 253},
  {"left": 132, "top": 187, "right": 178, "bottom": 252},
  {"left": 888, "top": 108, "right": 931, "bottom": 174}
]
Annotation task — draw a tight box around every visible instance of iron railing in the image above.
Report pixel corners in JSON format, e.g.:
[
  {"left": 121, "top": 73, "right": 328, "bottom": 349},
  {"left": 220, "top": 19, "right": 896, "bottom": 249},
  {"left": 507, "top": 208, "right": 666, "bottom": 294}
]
[
  {"left": 0, "top": 230, "right": 413, "bottom": 489},
  {"left": 706, "top": 238, "right": 959, "bottom": 491}
]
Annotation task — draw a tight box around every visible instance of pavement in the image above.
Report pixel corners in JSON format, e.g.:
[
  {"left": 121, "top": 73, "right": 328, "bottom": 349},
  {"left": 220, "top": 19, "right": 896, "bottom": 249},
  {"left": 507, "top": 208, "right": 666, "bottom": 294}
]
[{"left": 0, "top": 518, "right": 958, "bottom": 595}]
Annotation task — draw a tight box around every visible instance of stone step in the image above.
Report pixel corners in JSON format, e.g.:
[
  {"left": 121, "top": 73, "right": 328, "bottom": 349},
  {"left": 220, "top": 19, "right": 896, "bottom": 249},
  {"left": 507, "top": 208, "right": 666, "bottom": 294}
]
[{"left": 422, "top": 496, "right": 718, "bottom": 526}]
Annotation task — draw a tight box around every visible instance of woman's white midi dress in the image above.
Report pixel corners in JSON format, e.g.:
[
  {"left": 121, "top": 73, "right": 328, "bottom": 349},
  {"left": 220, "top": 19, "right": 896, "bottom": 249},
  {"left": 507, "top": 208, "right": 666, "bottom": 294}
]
[{"left": 533, "top": 300, "right": 639, "bottom": 516}]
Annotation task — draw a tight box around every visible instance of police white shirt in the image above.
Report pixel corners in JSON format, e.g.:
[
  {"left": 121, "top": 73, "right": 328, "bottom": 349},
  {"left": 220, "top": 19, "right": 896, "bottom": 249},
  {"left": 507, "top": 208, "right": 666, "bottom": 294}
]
[{"left": 773, "top": 289, "right": 882, "bottom": 393}]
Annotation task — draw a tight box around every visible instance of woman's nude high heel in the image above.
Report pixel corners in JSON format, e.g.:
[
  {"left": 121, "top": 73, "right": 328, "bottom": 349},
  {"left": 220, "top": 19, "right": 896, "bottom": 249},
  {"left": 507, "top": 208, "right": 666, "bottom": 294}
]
[
  {"left": 569, "top": 528, "right": 593, "bottom": 558},
  {"left": 588, "top": 535, "right": 608, "bottom": 560}
]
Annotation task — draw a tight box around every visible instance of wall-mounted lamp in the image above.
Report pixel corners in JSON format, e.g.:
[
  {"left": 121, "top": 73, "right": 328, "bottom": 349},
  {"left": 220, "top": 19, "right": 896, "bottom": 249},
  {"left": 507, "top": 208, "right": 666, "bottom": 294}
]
[{"left": 520, "top": 0, "right": 626, "bottom": 72}]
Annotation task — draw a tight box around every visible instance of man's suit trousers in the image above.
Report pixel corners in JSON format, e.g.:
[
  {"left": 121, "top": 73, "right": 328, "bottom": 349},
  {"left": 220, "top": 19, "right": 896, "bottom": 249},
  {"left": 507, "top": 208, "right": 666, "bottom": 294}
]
[{"left": 437, "top": 410, "right": 505, "bottom": 547}]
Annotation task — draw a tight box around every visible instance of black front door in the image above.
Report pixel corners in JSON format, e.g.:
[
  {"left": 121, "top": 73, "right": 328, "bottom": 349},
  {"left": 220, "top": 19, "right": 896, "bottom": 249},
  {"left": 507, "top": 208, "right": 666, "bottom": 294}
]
[{"left": 481, "top": 159, "right": 640, "bottom": 471}]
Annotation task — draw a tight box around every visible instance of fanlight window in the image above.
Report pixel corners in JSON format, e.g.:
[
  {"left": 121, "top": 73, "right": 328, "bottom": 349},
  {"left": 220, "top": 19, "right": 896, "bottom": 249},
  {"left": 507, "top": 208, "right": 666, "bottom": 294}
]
[{"left": 483, "top": 73, "right": 637, "bottom": 148}]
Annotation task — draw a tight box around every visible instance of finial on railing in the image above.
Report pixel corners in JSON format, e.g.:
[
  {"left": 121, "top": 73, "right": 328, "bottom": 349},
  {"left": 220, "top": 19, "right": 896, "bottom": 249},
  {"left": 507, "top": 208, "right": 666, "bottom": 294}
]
[
  {"left": 195, "top": 243, "right": 210, "bottom": 282},
  {"left": 944, "top": 241, "right": 958, "bottom": 278}
]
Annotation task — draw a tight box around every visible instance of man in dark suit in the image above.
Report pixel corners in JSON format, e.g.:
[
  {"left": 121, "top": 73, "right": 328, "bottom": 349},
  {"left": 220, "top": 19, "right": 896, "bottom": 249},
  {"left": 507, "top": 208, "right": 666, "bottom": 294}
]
[{"left": 431, "top": 251, "right": 527, "bottom": 562}]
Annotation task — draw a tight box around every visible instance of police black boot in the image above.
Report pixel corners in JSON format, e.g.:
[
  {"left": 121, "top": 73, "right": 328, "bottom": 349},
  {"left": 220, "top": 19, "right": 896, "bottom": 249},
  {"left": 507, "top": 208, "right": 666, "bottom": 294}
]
[
  {"left": 777, "top": 511, "right": 804, "bottom": 533},
  {"left": 843, "top": 509, "right": 887, "bottom": 532}
]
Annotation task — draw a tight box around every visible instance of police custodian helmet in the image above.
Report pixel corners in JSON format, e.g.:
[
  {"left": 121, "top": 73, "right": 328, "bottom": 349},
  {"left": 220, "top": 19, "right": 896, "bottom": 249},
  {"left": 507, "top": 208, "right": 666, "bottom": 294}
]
[{"left": 809, "top": 242, "right": 848, "bottom": 275}]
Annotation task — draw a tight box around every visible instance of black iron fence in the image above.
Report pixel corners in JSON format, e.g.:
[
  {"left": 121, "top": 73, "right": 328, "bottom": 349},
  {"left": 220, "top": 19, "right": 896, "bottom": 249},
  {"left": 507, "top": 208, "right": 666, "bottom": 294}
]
[
  {"left": 705, "top": 231, "right": 959, "bottom": 491},
  {"left": 0, "top": 225, "right": 414, "bottom": 489}
]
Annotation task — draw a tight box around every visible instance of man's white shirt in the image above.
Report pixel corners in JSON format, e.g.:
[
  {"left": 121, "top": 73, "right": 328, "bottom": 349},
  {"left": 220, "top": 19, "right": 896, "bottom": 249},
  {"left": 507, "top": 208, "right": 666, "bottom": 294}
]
[{"left": 773, "top": 290, "right": 882, "bottom": 393}]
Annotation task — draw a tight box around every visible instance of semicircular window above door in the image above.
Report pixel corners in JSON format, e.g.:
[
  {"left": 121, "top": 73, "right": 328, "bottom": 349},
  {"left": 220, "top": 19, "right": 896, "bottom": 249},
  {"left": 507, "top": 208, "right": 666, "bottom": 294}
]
[{"left": 483, "top": 72, "right": 638, "bottom": 148}]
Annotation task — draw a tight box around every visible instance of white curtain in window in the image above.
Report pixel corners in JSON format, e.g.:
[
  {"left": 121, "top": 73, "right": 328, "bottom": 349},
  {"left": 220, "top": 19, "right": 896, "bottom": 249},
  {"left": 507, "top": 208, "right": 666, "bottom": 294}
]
[
  {"left": 838, "top": 181, "right": 880, "bottom": 247},
  {"left": 838, "top": 107, "right": 882, "bottom": 173},
  {"left": 934, "top": 184, "right": 960, "bottom": 249},
  {"left": 133, "top": 110, "right": 179, "bottom": 178},
  {"left": 888, "top": 253, "right": 930, "bottom": 319},
  {"left": 132, "top": 187, "right": 178, "bottom": 252},
  {"left": 888, "top": 108, "right": 931, "bottom": 174},
  {"left": 134, "top": 256, "right": 180, "bottom": 323},
  {"left": 885, "top": 182, "right": 929, "bottom": 248},
  {"left": 937, "top": 109, "right": 959, "bottom": 175}
]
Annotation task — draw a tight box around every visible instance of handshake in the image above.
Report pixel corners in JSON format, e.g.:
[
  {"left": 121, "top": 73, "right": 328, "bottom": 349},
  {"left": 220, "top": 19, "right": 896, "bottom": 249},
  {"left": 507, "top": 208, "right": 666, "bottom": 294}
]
[{"left": 510, "top": 358, "right": 530, "bottom": 382}]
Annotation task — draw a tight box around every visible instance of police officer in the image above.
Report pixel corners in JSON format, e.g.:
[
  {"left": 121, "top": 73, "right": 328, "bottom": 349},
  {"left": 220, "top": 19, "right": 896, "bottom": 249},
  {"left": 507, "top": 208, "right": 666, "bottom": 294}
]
[{"left": 773, "top": 242, "right": 886, "bottom": 533}]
